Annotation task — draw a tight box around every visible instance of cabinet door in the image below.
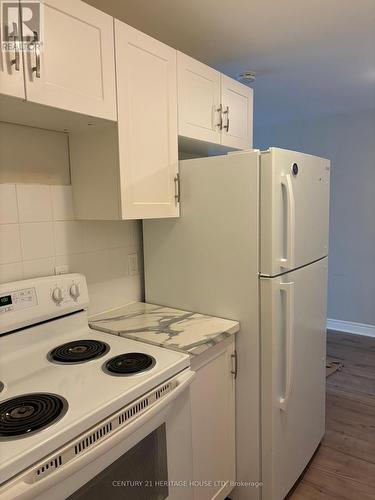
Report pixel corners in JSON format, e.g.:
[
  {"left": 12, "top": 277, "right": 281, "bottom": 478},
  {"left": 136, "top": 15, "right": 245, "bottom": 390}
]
[
  {"left": 177, "top": 52, "right": 221, "bottom": 144},
  {"left": 115, "top": 21, "right": 179, "bottom": 219},
  {"left": 190, "top": 338, "right": 236, "bottom": 500},
  {"left": 221, "top": 74, "right": 253, "bottom": 150},
  {"left": 22, "top": 0, "right": 116, "bottom": 120},
  {"left": 0, "top": 7, "right": 25, "bottom": 98}
]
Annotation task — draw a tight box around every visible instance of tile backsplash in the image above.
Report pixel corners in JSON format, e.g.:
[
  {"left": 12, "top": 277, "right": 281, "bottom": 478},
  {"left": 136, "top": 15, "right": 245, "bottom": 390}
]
[{"left": 0, "top": 183, "right": 143, "bottom": 314}]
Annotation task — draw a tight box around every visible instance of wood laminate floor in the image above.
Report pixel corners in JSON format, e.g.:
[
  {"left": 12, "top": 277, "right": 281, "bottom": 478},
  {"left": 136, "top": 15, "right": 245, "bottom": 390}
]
[{"left": 289, "top": 330, "right": 375, "bottom": 499}]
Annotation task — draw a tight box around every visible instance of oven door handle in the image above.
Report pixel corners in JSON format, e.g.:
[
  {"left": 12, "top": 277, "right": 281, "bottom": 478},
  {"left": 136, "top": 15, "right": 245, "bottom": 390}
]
[{"left": 0, "top": 369, "right": 196, "bottom": 500}]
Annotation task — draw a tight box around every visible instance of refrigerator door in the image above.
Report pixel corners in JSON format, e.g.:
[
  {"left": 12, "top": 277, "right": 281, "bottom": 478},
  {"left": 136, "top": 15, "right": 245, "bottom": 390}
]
[
  {"left": 260, "top": 258, "right": 327, "bottom": 500},
  {"left": 260, "top": 148, "right": 330, "bottom": 276}
]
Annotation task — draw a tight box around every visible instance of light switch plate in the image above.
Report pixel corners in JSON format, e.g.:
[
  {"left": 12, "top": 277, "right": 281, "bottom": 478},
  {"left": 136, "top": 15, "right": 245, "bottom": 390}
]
[{"left": 128, "top": 253, "right": 139, "bottom": 275}]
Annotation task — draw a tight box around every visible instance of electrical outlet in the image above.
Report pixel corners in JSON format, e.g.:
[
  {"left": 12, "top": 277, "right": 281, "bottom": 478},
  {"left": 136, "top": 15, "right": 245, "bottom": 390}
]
[
  {"left": 55, "top": 264, "right": 69, "bottom": 275},
  {"left": 128, "top": 253, "right": 139, "bottom": 276}
]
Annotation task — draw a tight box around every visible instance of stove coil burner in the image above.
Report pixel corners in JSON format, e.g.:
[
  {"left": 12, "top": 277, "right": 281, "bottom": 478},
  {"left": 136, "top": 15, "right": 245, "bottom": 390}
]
[
  {"left": 104, "top": 353, "right": 156, "bottom": 375},
  {"left": 49, "top": 340, "right": 110, "bottom": 364},
  {"left": 0, "top": 393, "right": 68, "bottom": 439}
]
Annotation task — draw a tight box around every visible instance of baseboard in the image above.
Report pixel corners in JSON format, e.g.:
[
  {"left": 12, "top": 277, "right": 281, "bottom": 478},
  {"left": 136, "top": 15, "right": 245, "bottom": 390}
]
[{"left": 327, "top": 318, "right": 375, "bottom": 338}]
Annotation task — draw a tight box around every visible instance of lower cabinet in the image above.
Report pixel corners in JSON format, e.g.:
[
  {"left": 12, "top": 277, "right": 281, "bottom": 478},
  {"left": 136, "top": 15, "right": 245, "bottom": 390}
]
[{"left": 190, "top": 336, "right": 236, "bottom": 500}]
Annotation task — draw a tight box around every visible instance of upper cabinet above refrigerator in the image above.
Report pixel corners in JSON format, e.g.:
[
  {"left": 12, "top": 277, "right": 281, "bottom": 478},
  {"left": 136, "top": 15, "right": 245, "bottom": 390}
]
[
  {"left": 220, "top": 74, "right": 253, "bottom": 150},
  {"left": 260, "top": 148, "right": 330, "bottom": 277},
  {"left": 177, "top": 52, "right": 253, "bottom": 152},
  {"left": 177, "top": 53, "right": 222, "bottom": 145}
]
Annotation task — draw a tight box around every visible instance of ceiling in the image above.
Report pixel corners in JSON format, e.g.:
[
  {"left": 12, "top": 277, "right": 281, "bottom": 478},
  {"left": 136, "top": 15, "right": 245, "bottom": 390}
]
[{"left": 85, "top": 0, "right": 375, "bottom": 126}]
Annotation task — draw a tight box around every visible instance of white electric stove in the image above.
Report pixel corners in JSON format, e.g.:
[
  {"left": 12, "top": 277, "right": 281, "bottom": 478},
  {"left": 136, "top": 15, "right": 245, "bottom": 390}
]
[{"left": 0, "top": 274, "right": 194, "bottom": 500}]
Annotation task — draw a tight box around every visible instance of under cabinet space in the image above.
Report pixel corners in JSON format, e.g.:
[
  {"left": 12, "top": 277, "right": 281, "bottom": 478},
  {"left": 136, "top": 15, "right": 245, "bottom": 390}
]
[
  {"left": 69, "top": 124, "right": 122, "bottom": 220},
  {"left": 0, "top": 94, "right": 116, "bottom": 133}
]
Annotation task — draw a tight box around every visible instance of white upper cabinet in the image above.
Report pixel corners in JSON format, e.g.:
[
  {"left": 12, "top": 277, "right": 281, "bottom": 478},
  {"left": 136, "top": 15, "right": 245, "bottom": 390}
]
[
  {"left": 177, "top": 52, "right": 221, "bottom": 144},
  {"left": 115, "top": 21, "right": 179, "bottom": 219},
  {"left": 0, "top": 9, "right": 25, "bottom": 98},
  {"left": 22, "top": 0, "right": 116, "bottom": 120},
  {"left": 70, "top": 22, "right": 179, "bottom": 220},
  {"left": 177, "top": 53, "right": 253, "bottom": 150},
  {"left": 221, "top": 74, "right": 253, "bottom": 150}
]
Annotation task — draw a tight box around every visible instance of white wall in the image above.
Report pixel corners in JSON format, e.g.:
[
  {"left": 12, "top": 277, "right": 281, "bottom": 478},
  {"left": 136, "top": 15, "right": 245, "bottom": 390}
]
[
  {"left": 255, "top": 109, "right": 375, "bottom": 327},
  {"left": 0, "top": 123, "right": 143, "bottom": 315},
  {"left": 0, "top": 122, "right": 70, "bottom": 185}
]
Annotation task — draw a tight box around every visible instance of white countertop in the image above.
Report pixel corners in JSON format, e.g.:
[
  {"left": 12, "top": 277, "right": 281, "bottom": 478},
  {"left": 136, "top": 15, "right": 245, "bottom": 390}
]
[{"left": 89, "top": 302, "right": 239, "bottom": 356}]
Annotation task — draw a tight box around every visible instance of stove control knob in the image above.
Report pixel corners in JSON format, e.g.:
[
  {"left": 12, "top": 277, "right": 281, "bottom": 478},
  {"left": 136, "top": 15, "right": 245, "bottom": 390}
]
[
  {"left": 69, "top": 283, "right": 80, "bottom": 300},
  {"left": 52, "top": 287, "right": 64, "bottom": 305}
]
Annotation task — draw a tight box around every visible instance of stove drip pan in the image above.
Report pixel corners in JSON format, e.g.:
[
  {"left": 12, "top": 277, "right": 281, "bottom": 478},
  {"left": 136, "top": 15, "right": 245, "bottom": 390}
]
[
  {"left": 0, "top": 393, "right": 68, "bottom": 439},
  {"left": 49, "top": 340, "right": 110, "bottom": 364},
  {"left": 104, "top": 353, "right": 156, "bottom": 376}
]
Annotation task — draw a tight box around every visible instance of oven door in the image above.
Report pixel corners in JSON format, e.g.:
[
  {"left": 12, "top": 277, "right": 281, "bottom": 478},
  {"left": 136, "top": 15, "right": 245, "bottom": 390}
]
[{"left": 1, "top": 370, "right": 195, "bottom": 500}]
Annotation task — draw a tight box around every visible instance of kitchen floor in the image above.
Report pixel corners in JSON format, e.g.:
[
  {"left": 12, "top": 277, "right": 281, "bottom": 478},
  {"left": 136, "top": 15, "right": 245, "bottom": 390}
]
[{"left": 289, "top": 331, "right": 375, "bottom": 499}]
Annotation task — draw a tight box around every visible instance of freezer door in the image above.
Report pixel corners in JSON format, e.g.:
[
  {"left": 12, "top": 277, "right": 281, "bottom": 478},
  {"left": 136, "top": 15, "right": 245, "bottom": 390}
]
[
  {"left": 260, "top": 258, "right": 327, "bottom": 500},
  {"left": 260, "top": 148, "right": 330, "bottom": 276}
]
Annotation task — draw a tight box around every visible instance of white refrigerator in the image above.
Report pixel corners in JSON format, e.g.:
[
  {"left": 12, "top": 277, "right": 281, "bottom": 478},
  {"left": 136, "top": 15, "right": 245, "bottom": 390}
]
[{"left": 143, "top": 148, "right": 330, "bottom": 500}]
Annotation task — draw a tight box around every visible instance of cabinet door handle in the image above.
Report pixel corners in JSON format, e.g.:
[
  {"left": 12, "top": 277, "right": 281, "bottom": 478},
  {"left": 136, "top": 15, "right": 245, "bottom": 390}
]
[
  {"left": 223, "top": 106, "right": 230, "bottom": 132},
  {"left": 214, "top": 104, "right": 223, "bottom": 130},
  {"left": 231, "top": 350, "right": 237, "bottom": 379},
  {"left": 10, "top": 22, "right": 20, "bottom": 71},
  {"left": 174, "top": 173, "right": 180, "bottom": 204},
  {"left": 31, "top": 30, "right": 41, "bottom": 78}
]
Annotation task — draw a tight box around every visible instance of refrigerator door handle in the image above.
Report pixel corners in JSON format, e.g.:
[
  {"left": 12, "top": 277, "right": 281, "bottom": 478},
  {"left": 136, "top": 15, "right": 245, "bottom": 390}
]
[
  {"left": 280, "top": 174, "right": 295, "bottom": 270},
  {"left": 279, "top": 281, "right": 295, "bottom": 411}
]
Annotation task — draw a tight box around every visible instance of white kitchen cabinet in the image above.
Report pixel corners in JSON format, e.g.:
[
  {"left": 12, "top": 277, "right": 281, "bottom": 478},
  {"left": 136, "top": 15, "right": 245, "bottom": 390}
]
[
  {"left": 0, "top": 10, "right": 25, "bottom": 99},
  {"left": 115, "top": 21, "right": 179, "bottom": 219},
  {"left": 221, "top": 75, "right": 253, "bottom": 150},
  {"left": 70, "top": 22, "right": 179, "bottom": 220},
  {"left": 177, "top": 52, "right": 222, "bottom": 144},
  {"left": 178, "top": 52, "right": 253, "bottom": 151},
  {"left": 22, "top": 0, "right": 116, "bottom": 120},
  {"left": 190, "top": 336, "right": 236, "bottom": 500}
]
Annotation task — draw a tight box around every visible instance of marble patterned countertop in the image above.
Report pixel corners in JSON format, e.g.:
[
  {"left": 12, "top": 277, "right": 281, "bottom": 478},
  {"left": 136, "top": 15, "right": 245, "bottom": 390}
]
[{"left": 89, "top": 302, "right": 239, "bottom": 356}]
